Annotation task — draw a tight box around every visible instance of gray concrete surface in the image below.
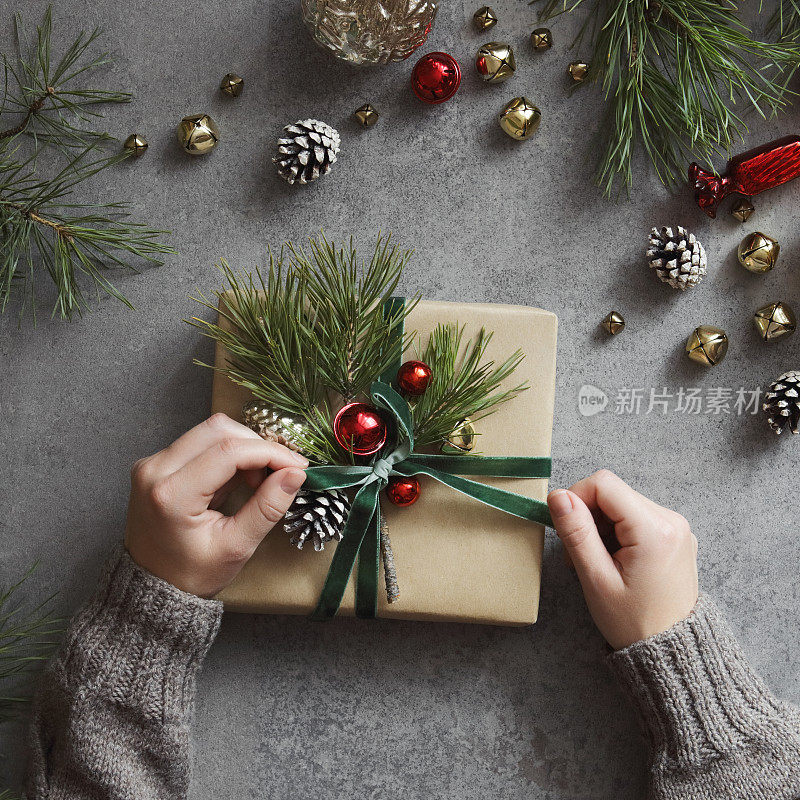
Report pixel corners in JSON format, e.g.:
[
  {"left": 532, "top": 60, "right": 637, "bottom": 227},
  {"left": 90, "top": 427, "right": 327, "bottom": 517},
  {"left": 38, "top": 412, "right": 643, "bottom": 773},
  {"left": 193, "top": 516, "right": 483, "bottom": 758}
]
[{"left": 2, "top": 1, "right": 799, "bottom": 797}]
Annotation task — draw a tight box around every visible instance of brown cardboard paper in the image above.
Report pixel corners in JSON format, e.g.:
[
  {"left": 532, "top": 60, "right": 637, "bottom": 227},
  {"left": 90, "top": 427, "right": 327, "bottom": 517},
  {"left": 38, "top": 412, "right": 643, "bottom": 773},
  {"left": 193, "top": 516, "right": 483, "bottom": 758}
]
[{"left": 212, "top": 297, "right": 557, "bottom": 625}]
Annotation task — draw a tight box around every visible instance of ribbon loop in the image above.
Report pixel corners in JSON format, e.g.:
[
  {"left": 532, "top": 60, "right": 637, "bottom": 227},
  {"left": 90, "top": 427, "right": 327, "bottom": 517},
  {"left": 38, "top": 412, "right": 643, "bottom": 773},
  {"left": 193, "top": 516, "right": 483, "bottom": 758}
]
[{"left": 307, "top": 380, "right": 553, "bottom": 621}]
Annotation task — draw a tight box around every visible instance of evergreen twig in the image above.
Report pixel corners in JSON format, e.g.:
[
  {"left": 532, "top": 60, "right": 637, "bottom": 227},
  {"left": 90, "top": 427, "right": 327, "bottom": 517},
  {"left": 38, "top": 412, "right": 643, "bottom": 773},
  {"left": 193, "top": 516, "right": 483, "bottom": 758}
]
[
  {"left": 0, "top": 7, "right": 174, "bottom": 321},
  {"left": 0, "top": 565, "right": 61, "bottom": 723},
  {"left": 534, "top": 0, "right": 800, "bottom": 196},
  {"left": 411, "top": 324, "right": 527, "bottom": 449}
]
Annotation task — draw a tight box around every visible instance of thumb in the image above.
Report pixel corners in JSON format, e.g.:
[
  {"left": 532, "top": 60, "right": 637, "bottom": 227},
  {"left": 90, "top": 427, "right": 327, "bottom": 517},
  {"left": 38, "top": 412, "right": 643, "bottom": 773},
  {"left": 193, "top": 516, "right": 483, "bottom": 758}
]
[
  {"left": 227, "top": 467, "right": 306, "bottom": 556},
  {"left": 548, "top": 489, "right": 619, "bottom": 589}
]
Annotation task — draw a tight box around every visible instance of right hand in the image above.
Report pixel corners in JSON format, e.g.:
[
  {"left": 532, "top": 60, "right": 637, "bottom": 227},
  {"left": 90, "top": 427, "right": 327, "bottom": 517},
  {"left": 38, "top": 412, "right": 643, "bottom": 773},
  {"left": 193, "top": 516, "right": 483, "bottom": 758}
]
[
  {"left": 124, "top": 413, "right": 308, "bottom": 599},
  {"left": 547, "top": 470, "right": 699, "bottom": 650}
]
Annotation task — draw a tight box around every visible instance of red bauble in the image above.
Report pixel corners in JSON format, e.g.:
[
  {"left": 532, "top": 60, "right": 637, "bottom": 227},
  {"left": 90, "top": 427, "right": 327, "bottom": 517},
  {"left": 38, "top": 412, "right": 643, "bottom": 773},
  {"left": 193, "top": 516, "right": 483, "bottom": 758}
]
[
  {"left": 386, "top": 475, "right": 421, "bottom": 506},
  {"left": 690, "top": 135, "right": 800, "bottom": 218},
  {"left": 396, "top": 360, "right": 432, "bottom": 396},
  {"left": 411, "top": 52, "right": 461, "bottom": 104},
  {"left": 333, "top": 403, "right": 387, "bottom": 456}
]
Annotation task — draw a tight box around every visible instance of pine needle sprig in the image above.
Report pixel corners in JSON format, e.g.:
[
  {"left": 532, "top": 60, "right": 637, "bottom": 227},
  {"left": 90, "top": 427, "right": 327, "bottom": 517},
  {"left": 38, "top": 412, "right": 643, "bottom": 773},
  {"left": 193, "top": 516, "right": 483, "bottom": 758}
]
[
  {"left": 412, "top": 324, "right": 527, "bottom": 449},
  {"left": 291, "top": 234, "right": 419, "bottom": 401},
  {"left": 768, "top": 0, "right": 800, "bottom": 42},
  {"left": 0, "top": 146, "right": 174, "bottom": 321},
  {"left": 0, "top": 565, "right": 61, "bottom": 723},
  {"left": 535, "top": 0, "right": 800, "bottom": 196},
  {"left": 0, "top": 6, "right": 131, "bottom": 148}
]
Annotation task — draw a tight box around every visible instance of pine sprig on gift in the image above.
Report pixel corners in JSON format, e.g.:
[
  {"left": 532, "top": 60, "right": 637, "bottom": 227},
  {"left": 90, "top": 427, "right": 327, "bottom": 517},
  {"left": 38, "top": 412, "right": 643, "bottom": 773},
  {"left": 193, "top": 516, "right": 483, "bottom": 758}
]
[
  {"left": 534, "top": 0, "right": 800, "bottom": 196},
  {"left": 411, "top": 324, "right": 527, "bottom": 449},
  {"left": 190, "top": 235, "right": 420, "bottom": 465},
  {"left": 1, "top": 6, "right": 131, "bottom": 148},
  {"left": 0, "top": 565, "right": 61, "bottom": 723}
]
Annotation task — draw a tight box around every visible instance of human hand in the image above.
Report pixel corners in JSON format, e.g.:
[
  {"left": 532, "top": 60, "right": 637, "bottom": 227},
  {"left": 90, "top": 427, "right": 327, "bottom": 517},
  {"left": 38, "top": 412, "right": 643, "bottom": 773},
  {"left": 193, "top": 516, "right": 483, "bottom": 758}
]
[
  {"left": 124, "top": 413, "right": 308, "bottom": 598},
  {"left": 547, "top": 470, "right": 698, "bottom": 650}
]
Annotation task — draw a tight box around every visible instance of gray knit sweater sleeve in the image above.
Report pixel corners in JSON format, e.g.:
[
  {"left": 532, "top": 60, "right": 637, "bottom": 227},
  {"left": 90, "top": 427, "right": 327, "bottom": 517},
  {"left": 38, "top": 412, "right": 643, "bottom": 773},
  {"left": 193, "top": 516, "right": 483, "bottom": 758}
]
[
  {"left": 25, "top": 549, "right": 223, "bottom": 800},
  {"left": 609, "top": 595, "right": 800, "bottom": 800}
]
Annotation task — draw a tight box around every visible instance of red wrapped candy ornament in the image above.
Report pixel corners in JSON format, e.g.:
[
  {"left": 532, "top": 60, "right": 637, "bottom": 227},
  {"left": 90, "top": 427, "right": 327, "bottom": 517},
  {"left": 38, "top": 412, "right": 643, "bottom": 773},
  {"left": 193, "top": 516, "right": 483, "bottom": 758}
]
[
  {"left": 333, "top": 402, "right": 387, "bottom": 456},
  {"left": 411, "top": 52, "right": 461, "bottom": 104},
  {"left": 396, "top": 360, "right": 432, "bottom": 396},
  {"left": 690, "top": 135, "right": 800, "bottom": 218},
  {"left": 386, "top": 475, "right": 421, "bottom": 506}
]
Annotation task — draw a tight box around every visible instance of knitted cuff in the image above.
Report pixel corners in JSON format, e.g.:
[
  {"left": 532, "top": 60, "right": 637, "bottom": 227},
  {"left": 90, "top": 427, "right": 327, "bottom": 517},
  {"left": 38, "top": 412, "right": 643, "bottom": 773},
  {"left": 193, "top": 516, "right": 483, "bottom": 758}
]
[
  {"left": 52, "top": 547, "right": 223, "bottom": 722},
  {"left": 608, "top": 595, "right": 800, "bottom": 775}
]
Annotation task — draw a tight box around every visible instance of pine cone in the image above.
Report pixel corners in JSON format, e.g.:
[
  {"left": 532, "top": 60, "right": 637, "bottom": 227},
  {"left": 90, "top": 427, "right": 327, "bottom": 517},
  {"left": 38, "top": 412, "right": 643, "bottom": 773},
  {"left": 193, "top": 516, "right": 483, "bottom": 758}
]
[
  {"left": 647, "top": 226, "right": 707, "bottom": 290},
  {"left": 284, "top": 488, "right": 351, "bottom": 551},
  {"left": 763, "top": 370, "right": 800, "bottom": 435},
  {"left": 273, "top": 119, "right": 340, "bottom": 185},
  {"left": 242, "top": 400, "right": 306, "bottom": 453}
]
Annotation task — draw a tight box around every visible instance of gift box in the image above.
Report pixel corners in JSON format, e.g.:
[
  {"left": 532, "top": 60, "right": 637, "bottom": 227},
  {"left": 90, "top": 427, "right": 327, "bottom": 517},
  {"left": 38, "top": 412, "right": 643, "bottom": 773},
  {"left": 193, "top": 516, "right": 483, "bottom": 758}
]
[{"left": 211, "top": 296, "right": 557, "bottom": 625}]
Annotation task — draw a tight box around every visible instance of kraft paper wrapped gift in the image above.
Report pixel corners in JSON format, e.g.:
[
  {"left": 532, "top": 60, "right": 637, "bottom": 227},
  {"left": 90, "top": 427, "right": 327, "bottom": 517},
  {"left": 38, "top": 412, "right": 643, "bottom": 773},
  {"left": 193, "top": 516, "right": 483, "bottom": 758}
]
[{"left": 211, "top": 296, "right": 558, "bottom": 625}]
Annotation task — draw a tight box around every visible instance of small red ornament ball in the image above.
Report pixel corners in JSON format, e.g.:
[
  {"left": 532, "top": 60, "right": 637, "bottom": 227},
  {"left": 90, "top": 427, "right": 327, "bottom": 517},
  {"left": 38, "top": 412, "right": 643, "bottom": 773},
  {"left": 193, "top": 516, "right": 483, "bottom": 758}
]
[
  {"left": 333, "top": 403, "right": 387, "bottom": 456},
  {"left": 386, "top": 475, "right": 421, "bottom": 507},
  {"left": 411, "top": 52, "right": 461, "bottom": 104},
  {"left": 396, "top": 360, "right": 432, "bottom": 396}
]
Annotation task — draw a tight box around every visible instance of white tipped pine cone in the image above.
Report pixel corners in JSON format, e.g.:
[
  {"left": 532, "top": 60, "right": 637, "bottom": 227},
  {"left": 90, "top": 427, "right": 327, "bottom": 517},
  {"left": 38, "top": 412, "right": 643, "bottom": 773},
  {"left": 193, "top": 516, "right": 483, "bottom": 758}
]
[
  {"left": 284, "top": 488, "right": 351, "bottom": 551},
  {"left": 763, "top": 370, "right": 800, "bottom": 435},
  {"left": 273, "top": 119, "right": 340, "bottom": 185},
  {"left": 647, "top": 226, "right": 707, "bottom": 290}
]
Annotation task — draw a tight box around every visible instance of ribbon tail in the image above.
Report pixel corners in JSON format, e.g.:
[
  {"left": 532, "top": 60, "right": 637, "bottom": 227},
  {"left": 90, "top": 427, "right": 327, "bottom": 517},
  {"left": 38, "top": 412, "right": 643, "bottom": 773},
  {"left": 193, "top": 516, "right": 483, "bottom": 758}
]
[
  {"left": 355, "top": 504, "right": 381, "bottom": 618},
  {"left": 394, "top": 463, "right": 553, "bottom": 527},
  {"left": 311, "top": 481, "right": 381, "bottom": 620}
]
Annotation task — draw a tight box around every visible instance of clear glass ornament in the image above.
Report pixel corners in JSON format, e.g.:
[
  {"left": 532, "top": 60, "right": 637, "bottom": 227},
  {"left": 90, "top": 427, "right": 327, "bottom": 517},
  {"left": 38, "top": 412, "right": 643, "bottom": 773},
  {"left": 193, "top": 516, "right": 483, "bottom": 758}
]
[{"left": 300, "top": 0, "right": 437, "bottom": 65}]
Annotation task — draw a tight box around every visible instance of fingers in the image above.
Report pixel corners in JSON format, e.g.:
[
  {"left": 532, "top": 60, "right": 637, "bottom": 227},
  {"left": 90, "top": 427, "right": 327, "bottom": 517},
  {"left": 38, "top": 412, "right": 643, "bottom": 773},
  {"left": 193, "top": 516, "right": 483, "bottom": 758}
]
[
  {"left": 166, "top": 438, "right": 308, "bottom": 515},
  {"left": 224, "top": 467, "right": 307, "bottom": 555},
  {"left": 156, "top": 414, "right": 263, "bottom": 473},
  {"left": 569, "top": 470, "right": 655, "bottom": 528},
  {"left": 548, "top": 489, "right": 621, "bottom": 591}
]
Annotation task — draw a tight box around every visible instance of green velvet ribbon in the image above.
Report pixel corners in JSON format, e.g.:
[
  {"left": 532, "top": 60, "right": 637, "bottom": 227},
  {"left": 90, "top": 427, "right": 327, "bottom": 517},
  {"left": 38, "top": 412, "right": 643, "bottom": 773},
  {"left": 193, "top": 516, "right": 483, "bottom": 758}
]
[{"left": 304, "top": 379, "right": 554, "bottom": 620}]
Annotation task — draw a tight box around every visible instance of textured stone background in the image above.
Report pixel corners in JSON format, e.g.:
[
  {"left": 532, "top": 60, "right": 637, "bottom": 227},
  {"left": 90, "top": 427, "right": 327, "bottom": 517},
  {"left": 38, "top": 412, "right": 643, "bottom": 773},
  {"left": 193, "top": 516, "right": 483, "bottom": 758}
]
[{"left": 2, "top": 1, "right": 799, "bottom": 797}]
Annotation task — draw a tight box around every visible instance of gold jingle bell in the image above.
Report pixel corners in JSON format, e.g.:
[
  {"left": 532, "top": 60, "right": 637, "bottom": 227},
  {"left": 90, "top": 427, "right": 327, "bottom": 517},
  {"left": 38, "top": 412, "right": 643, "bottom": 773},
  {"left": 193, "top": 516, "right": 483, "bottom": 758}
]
[
  {"left": 738, "top": 231, "right": 779, "bottom": 273},
  {"left": 568, "top": 61, "right": 590, "bottom": 82},
  {"left": 602, "top": 311, "right": 625, "bottom": 335},
  {"left": 441, "top": 418, "right": 476, "bottom": 454},
  {"left": 754, "top": 301, "right": 796, "bottom": 342},
  {"left": 730, "top": 198, "right": 754, "bottom": 223},
  {"left": 498, "top": 96, "right": 541, "bottom": 141},
  {"left": 177, "top": 113, "right": 220, "bottom": 155},
  {"left": 530, "top": 27, "right": 553, "bottom": 52},
  {"left": 354, "top": 103, "right": 379, "bottom": 127},
  {"left": 686, "top": 325, "right": 729, "bottom": 366},
  {"left": 473, "top": 6, "right": 497, "bottom": 31},
  {"left": 123, "top": 133, "right": 148, "bottom": 157},
  {"left": 476, "top": 42, "right": 516, "bottom": 83},
  {"left": 220, "top": 73, "right": 244, "bottom": 97}
]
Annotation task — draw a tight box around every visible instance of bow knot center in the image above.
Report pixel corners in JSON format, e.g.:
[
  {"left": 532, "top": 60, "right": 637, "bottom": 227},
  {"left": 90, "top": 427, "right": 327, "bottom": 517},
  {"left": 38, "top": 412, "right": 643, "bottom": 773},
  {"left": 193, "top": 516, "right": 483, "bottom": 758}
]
[{"left": 371, "top": 457, "right": 394, "bottom": 484}]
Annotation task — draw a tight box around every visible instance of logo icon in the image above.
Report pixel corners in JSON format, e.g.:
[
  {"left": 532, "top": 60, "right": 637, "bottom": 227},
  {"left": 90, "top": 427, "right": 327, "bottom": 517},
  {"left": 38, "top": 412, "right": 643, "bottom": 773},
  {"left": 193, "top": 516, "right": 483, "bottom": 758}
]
[{"left": 578, "top": 385, "right": 608, "bottom": 417}]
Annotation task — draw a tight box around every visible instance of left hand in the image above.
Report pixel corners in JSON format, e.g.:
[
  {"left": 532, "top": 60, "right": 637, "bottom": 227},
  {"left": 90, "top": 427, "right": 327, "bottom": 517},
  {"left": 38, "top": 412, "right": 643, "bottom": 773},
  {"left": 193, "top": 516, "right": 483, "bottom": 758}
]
[{"left": 124, "top": 413, "right": 308, "bottom": 598}]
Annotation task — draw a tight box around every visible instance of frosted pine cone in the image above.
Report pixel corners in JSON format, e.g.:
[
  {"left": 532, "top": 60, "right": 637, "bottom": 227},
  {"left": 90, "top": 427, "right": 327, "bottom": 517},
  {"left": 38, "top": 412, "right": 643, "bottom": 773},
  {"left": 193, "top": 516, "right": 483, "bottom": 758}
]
[
  {"left": 273, "top": 119, "right": 340, "bottom": 185},
  {"left": 242, "top": 400, "right": 306, "bottom": 453},
  {"left": 647, "top": 226, "right": 707, "bottom": 290},
  {"left": 284, "top": 488, "right": 351, "bottom": 550},
  {"left": 763, "top": 370, "right": 800, "bottom": 435}
]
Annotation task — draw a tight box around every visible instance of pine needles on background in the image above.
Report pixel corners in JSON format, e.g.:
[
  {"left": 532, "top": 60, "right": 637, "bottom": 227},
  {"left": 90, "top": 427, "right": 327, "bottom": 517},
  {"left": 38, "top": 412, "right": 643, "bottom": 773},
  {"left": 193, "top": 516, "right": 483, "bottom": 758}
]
[
  {"left": 535, "top": 0, "right": 800, "bottom": 196},
  {"left": 0, "top": 6, "right": 174, "bottom": 321}
]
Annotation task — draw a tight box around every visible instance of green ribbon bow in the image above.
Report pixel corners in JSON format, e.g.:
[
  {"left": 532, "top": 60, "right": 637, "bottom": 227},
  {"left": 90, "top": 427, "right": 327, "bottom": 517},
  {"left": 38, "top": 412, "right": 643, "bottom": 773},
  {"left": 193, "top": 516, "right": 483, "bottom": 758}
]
[{"left": 304, "top": 381, "right": 553, "bottom": 619}]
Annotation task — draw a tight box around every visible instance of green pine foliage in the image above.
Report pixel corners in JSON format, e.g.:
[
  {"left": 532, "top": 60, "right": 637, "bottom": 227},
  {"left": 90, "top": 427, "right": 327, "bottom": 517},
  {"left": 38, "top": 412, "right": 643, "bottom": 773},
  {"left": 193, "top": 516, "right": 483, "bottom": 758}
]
[
  {"left": 190, "top": 234, "right": 527, "bottom": 463},
  {"left": 535, "top": 0, "right": 800, "bottom": 196},
  {"left": 0, "top": 6, "right": 174, "bottom": 321}
]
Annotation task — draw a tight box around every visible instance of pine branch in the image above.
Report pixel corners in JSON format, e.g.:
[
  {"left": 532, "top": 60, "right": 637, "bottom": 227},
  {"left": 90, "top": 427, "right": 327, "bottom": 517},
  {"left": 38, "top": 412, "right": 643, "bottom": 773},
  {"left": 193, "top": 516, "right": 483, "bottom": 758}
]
[
  {"left": 0, "top": 6, "right": 131, "bottom": 148},
  {"left": 411, "top": 324, "right": 527, "bottom": 449},
  {"left": 768, "top": 0, "right": 800, "bottom": 42},
  {"left": 535, "top": 0, "right": 800, "bottom": 196},
  {"left": 0, "top": 147, "right": 175, "bottom": 321},
  {"left": 0, "top": 565, "right": 61, "bottom": 723}
]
